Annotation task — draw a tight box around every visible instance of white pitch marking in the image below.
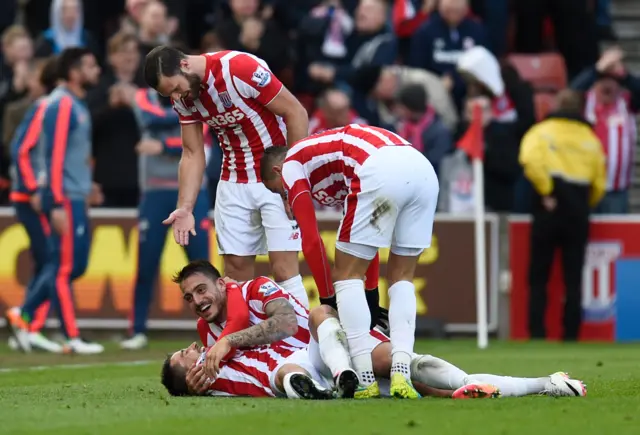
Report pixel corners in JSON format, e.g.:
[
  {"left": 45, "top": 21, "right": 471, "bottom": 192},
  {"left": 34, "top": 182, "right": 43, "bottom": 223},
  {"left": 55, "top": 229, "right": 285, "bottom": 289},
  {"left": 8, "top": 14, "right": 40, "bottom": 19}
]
[{"left": 0, "top": 359, "right": 157, "bottom": 374}]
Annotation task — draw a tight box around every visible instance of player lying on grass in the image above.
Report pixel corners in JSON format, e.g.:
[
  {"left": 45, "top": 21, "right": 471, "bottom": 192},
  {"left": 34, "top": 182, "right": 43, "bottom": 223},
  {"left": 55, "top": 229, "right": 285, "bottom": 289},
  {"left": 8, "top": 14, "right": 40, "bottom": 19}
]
[{"left": 163, "top": 304, "right": 587, "bottom": 399}]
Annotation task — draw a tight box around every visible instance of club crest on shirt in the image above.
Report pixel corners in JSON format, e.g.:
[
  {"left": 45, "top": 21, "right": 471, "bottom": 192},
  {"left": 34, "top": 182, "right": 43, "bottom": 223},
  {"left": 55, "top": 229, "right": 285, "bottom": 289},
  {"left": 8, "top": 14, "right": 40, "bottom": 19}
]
[
  {"left": 219, "top": 91, "right": 233, "bottom": 108},
  {"left": 252, "top": 66, "right": 271, "bottom": 87},
  {"left": 259, "top": 282, "right": 279, "bottom": 297}
]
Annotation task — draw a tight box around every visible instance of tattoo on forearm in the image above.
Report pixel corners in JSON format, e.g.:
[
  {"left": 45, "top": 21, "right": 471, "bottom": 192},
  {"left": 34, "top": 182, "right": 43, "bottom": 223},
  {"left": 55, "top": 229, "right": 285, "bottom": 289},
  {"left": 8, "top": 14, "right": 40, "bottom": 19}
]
[{"left": 224, "top": 299, "right": 298, "bottom": 348}]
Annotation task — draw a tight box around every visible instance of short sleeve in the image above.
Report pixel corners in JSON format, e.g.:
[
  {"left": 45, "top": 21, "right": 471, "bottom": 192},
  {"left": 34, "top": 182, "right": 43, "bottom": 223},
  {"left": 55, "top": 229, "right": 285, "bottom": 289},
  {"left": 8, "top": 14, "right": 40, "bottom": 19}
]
[
  {"left": 229, "top": 53, "right": 284, "bottom": 106},
  {"left": 172, "top": 98, "right": 200, "bottom": 124},
  {"left": 281, "top": 160, "right": 312, "bottom": 207},
  {"left": 248, "top": 277, "right": 290, "bottom": 310}
]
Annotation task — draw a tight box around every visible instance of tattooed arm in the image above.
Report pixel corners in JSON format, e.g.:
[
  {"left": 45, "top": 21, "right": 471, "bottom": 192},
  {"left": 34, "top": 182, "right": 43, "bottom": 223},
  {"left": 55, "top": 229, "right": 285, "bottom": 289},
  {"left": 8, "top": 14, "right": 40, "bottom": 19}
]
[{"left": 223, "top": 299, "right": 299, "bottom": 348}]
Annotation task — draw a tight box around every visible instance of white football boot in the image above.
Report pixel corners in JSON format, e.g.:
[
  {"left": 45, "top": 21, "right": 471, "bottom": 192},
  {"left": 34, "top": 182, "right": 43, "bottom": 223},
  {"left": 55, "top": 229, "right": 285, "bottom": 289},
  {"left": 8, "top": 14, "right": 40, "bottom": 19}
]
[
  {"left": 542, "top": 372, "right": 587, "bottom": 397},
  {"left": 63, "top": 338, "right": 104, "bottom": 355},
  {"left": 29, "top": 332, "right": 63, "bottom": 353},
  {"left": 120, "top": 333, "right": 148, "bottom": 350}
]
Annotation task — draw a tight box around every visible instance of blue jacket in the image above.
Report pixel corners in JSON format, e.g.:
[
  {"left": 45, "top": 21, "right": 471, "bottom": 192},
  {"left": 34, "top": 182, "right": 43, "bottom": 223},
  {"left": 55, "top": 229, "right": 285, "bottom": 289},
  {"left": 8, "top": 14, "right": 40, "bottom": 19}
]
[
  {"left": 40, "top": 86, "right": 92, "bottom": 208},
  {"left": 9, "top": 98, "right": 47, "bottom": 196},
  {"left": 408, "top": 13, "right": 487, "bottom": 108}
]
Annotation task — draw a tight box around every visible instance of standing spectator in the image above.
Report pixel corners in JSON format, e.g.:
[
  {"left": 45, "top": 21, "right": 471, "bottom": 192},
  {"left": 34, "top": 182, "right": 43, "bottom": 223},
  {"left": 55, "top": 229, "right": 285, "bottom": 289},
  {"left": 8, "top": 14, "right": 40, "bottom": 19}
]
[
  {"left": 457, "top": 46, "right": 536, "bottom": 212},
  {"left": 570, "top": 47, "right": 640, "bottom": 214},
  {"left": 138, "top": 0, "right": 171, "bottom": 57},
  {"left": 215, "top": 0, "right": 292, "bottom": 76},
  {"left": 395, "top": 83, "right": 453, "bottom": 177},
  {"left": 121, "top": 0, "right": 156, "bottom": 35},
  {"left": 34, "top": 0, "right": 98, "bottom": 58},
  {"left": 513, "top": 0, "right": 598, "bottom": 79},
  {"left": 6, "top": 48, "right": 105, "bottom": 354},
  {"left": 408, "top": 0, "right": 487, "bottom": 111},
  {"left": 349, "top": 64, "right": 458, "bottom": 131},
  {"left": 295, "top": 0, "right": 354, "bottom": 94},
  {"left": 308, "top": 0, "right": 397, "bottom": 88},
  {"left": 0, "top": 25, "right": 33, "bottom": 194},
  {"left": 520, "top": 90, "right": 606, "bottom": 341},
  {"left": 87, "top": 32, "right": 145, "bottom": 207},
  {"left": 309, "top": 88, "right": 367, "bottom": 134},
  {"left": 392, "top": 0, "right": 435, "bottom": 61},
  {"left": 3, "top": 58, "right": 57, "bottom": 149}
]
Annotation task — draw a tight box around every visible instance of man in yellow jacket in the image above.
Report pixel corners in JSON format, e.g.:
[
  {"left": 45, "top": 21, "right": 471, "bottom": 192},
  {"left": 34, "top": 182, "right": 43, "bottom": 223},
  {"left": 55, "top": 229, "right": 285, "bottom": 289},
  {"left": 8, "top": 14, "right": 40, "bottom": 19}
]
[{"left": 519, "top": 89, "right": 607, "bottom": 341}]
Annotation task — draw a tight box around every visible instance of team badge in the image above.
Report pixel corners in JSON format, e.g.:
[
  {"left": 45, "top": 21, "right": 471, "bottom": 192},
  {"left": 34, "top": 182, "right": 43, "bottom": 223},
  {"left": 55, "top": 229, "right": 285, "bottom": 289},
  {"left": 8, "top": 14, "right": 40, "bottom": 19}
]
[{"left": 219, "top": 91, "right": 233, "bottom": 108}]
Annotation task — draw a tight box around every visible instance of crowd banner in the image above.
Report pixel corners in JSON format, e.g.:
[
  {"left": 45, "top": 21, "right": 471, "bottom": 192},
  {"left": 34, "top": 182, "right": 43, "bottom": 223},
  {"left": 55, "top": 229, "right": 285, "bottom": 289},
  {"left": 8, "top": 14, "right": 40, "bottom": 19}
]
[
  {"left": 509, "top": 215, "right": 640, "bottom": 342},
  {"left": 0, "top": 208, "right": 499, "bottom": 333}
]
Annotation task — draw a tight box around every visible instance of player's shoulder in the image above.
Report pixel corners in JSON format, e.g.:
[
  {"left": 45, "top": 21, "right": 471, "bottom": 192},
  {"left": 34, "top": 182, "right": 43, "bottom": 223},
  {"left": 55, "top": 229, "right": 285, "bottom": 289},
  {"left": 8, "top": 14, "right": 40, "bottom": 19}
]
[{"left": 247, "top": 276, "right": 283, "bottom": 298}]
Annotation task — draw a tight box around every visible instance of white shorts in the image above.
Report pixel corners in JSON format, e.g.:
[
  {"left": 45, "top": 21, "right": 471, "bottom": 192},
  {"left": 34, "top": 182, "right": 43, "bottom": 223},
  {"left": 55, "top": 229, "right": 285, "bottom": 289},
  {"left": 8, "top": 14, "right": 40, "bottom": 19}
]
[
  {"left": 336, "top": 146, "right": 439, "bottom": 260},
  {"left": 214, "top": 180, "right": 301, "bottom": 256},
  {"left": 270, "top": 329, "right": 390, "bottom": 396}
]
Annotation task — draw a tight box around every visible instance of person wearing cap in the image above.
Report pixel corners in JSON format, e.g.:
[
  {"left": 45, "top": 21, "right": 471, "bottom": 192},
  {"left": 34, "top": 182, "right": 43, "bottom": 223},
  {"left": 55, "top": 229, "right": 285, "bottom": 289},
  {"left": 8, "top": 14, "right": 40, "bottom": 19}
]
[
  {"left": 570, "top": 47, "right": 640, "bottom": 214},
  {"left": 519, "top": 89, "right": 606, "bottom": 341},
  {"left": 395, "top": 83, "right": 453, "bottom": 177}
]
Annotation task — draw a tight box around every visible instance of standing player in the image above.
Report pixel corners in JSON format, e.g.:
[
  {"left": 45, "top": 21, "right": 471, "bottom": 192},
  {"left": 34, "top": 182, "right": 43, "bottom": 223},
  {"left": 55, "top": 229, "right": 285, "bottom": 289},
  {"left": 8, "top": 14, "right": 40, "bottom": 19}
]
[
  {"left": 6, "top": 48, "right": 104, "bottom": 354},
  {"left": 120, "top": 88, "right": 212, "bottom": 350},
  {"left": 5, "top": 57, "right": 61, "bottom": 353},
  {"left": 261, "top": 124, "right": 440, "bottom": 399},
  {"left": 142, "top": 46, "right": 310, "bottom": 307}
]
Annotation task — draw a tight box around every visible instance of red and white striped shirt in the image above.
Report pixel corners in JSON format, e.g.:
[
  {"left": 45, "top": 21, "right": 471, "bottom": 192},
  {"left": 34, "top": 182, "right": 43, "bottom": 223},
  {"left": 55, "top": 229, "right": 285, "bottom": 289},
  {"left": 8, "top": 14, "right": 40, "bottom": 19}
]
[
  {"left": 197, "top": 277, "right": 310, "bottom": 352},
  {"left": 172, "top": 50, "right": 287, "bottom": 183},
  {"left": 196, "top": 345, "right": 294, "bottom": 397},
  {"left": 585, "top": 90, "right": 636, "bottom": 191},
  {"left": 281, "top": 124, "right": 409, "bottom": 298},
  {"left": 282, "top": 124, "right": 409, "bottom": 208}
]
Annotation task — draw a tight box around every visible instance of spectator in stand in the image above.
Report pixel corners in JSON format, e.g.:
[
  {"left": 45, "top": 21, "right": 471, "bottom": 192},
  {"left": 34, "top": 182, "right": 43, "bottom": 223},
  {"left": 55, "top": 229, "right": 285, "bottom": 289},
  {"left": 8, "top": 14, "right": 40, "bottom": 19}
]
[
  {"left": 87, "top": 32, "right": 145, "bottom": 208},
  {"left": 295, "top": 0, "right": 355, "bottom": 95},
  {"left": 0, "top": 25, "right": 34, "bottom": 197},
  {"left": 33, "top": 0, "right": 98, "bottom": 58},
  {"left": 570, "top": 47, "right": 640, "bottom": 214},
  {"left": 456, "top": 46, "right": 535, "bottom": 212},
  {"left": 349, "top": 64, "right": 458, "bottom": 131},
  {"left": 138, "top": 0, "right": 174, "bottom": 58},
  {"left": 408, "top": 0, "right": 487, "bottom": 112},
  {"left": 307, "top": 0, "right": 397, "bottom": 89},
  {"left": 520, "top": 89, "right": 606, "bottom": 341},
  {"left": 215, "top": 0, "right": 292, "bottom": 77},
  {"left": 121, "top": 0, "right": 156, "bottom": 35},
  {"left": 309, "top": 88, "right": 367, "bottom": 134},
  {"left": 392, "top": 0, "right": 435, "bottom": 62},
  {"left": 395, "top": 83, "right": 453, "bottom": 177},
  {"left": 513, "top": 0, "right": 598, "bottom": 79},
  {"left": 3, "top": 58, "right": 57, "bottom": 148}
]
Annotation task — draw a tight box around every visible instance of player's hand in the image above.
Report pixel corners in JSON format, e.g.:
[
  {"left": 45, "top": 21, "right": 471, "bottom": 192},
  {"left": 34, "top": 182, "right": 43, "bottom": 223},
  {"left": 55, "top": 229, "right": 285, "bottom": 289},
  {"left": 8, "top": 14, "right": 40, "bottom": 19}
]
[
  {"left": 163, "top": 207, "right": 196, "bottom": 246},
  {"left": 597, "top": 47, "right": 624, "bottom": 73},
  {"left": 88, "top": 182, "right": 104, "bottom": 206},
  {"left": 29, "top": 193, "right": 41, "bottom": 213},
  {"left": 135, "top": 139, "right": 163, "bottom": 155},
  {"left": 542, "top": 195, "right": 557, "bottom": 212},
  {"left": 204, "top": 337, "right": 231, "bottom": 378},
  {"left": 51, "top": 208, "right": 68, "bottom": 235},
  {"left": 185, "top": 364, "right": 211, "bottom": 395},
  {"left": 222, "top": 277, "right": 237, "bottom": 285}
]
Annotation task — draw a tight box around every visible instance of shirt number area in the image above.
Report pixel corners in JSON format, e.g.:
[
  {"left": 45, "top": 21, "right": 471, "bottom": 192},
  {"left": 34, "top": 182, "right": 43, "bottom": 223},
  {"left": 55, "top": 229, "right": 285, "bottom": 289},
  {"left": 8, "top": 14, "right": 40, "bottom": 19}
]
[
  {"left": 313, "top": 190, "right": 340, "bottom": 206},
  {"left": 206, "top": 109, "right": 246, "bottom": 128}
]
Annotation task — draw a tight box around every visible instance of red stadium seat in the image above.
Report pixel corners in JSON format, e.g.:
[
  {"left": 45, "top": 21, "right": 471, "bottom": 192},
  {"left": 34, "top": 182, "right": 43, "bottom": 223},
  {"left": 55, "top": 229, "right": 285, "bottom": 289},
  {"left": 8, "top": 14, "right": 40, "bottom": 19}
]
[
  {"left": 534, "top": 92, "right": 556, "bottom": 121},
  {"left": 507, "top": 53, "right": 567, "bottom": 93}
]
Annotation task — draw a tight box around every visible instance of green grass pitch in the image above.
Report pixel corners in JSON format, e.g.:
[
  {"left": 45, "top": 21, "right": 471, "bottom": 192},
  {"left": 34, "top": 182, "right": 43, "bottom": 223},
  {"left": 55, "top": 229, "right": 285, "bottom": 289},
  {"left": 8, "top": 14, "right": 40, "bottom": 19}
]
[{"left": 0, "top": 339, "right": 639, "bottom": 435}]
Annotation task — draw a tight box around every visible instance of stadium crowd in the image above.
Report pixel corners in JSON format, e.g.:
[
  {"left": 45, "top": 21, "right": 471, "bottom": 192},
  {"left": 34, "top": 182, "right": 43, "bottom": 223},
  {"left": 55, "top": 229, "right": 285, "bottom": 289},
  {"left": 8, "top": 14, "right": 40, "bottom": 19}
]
[
  {"left": 0, "top": 0, "right": 637, "bottom": 353},
  {"left": 0, "top": 0, "right": 633, "bottom": 214}
]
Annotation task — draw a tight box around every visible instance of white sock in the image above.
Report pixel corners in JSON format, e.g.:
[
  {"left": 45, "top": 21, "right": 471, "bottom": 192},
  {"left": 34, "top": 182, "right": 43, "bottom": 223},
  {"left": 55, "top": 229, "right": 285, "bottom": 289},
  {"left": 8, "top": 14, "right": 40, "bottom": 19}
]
[
  {"left": 388, "top": 281, "right": 417, "bottom": 380},
  {"left": 465, "top": 374, "right": 548, "bottom": 397},
  {"left": 317, "top": 317, "right": 352, "bottom": 378},
  {"left": 410, "top": 354, "right": 469, "bottom": 390},
  {"left": 278, "top": 275, "right": 309, "bottom": 309},
  {"left": 335, "top": 279, "right": 375, "bottom": 386}
]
